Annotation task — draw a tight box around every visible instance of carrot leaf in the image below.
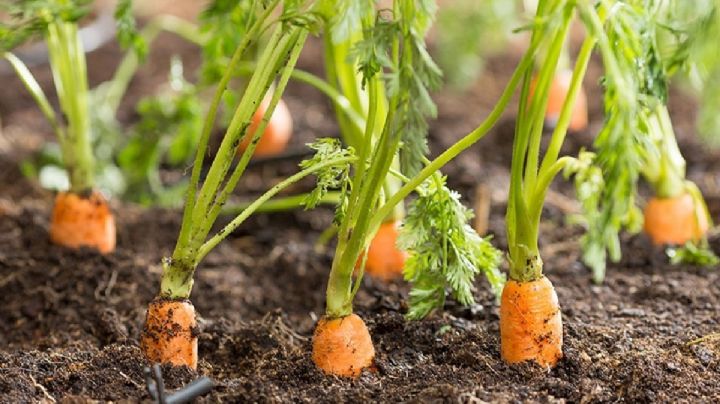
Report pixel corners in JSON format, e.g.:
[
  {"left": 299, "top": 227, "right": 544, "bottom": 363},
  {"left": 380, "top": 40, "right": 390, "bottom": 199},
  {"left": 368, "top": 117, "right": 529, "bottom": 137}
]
[
  {"left": 0, "top": 0, "right": 91, "bottom": 51},
  {"left": 301, "top": 138, "right": 355, "bottom": 224},
  {"left": 667, "top": 241, "right": 719, "bottom": 266},
  {"left": 399, "top": 175, "right": 504, "bottom": 320},
  {"left": 114, "top": 0, "right": 146, "bottom": 60}
]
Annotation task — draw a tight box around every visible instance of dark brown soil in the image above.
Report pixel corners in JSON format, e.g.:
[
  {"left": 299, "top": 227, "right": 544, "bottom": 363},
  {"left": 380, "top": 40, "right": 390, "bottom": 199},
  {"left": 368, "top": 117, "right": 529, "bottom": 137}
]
[{"left": 2, "top": 9, "right": 720, "bottom": 403}]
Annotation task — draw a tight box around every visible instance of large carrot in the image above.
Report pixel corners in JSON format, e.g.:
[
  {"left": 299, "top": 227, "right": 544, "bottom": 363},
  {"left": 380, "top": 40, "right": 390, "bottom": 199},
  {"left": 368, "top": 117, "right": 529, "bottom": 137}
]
[
  {"left": 238, "top": 97, "right": 293, "bottom": 157},
  {"left": 358, "top": 220, "right": 407, "bottom": 281},
  {"left": 502, "top": 0, "right": 598, "bottom": 367},
  {"left": 50, "top": 191, "right": 116, "bottom": 254},
  {"left": 500, "top": 276, "right": 562, "bottom": 367},
  {"left": 312, "top": 314, "right": 375, "bottom": 377}
]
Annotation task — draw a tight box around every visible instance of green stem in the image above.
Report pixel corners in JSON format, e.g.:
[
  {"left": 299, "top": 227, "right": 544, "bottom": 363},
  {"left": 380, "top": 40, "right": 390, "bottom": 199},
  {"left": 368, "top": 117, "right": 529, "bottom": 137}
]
[
  {"left": 646, "top": 104, "right": 686, "bottom": 198},
  {"left": 231, "top": 63, "right": 366, "bottom": 135},
  {"left": 175, "top": 0, "right": 280, "bottom": 255},
  {"left": 220, "top": 192, "right": 341, "bottom": 216},
  {"left": 193, "top": 28, "right": 307, "bottom": 247},
  {"left": 3, "top": 52, "right": 65, "bottom": 140},
  {"left": 47, "top": 21, "right": 94, "bottom": 193},
  {"left": 196, "top": 156, "right": 356, "bottom": 263},
  {"left": 367, "top": 40, "right": 538, "bottom": 237},
  {"left": 524, "top": 3, "right": 574, "bottom": 192}
]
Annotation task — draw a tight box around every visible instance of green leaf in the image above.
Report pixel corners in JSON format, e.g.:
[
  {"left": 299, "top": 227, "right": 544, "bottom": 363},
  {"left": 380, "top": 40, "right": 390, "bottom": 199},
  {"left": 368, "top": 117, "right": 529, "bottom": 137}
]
[
  {"left": 0, "top": 0, "right": 92, "bottom": 51},
  {"left": 398, "top": 174, "right": 504, "bottom": 320},
  {"left": 667, "top": 241, "right": 720, "bottom": 266},
  {"left": 114, "top": 0, "right": 147, "bottom": 60},
  {"left": 300, "top": 138, "right": 355, "bottom": 224}
]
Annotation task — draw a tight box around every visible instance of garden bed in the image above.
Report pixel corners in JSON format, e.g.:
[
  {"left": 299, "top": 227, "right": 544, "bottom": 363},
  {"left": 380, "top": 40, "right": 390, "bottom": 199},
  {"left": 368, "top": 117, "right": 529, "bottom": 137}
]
[{"left": 1, "top": 22, "right": 720, "bottom": 402}]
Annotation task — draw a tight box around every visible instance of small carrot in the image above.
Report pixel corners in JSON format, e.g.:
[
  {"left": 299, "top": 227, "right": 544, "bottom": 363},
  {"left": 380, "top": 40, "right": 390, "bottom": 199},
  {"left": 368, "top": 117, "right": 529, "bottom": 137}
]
[
  {"left": 140, "top": 298, "right": 198, "bottom": 370},
  {"left": 312, "top": 313, "right": 375, "bottom": 377},
  {"left": 644, "top": 192, "right": 709, "bottom": 246},
  {"left": 358, "top": 220, "right": 407, "bottom": 281},
  {"left": 530, "top": 68, "right": 588, "bottom": 132},
  {"left": 500, "top": 276, "right": 563, "bottom": 368},
  {"left": 238, "top": 97, "right": 293, "bottom": 157},
  {"left": 50, "top": 191, "right": 116, "bottom": 254}
]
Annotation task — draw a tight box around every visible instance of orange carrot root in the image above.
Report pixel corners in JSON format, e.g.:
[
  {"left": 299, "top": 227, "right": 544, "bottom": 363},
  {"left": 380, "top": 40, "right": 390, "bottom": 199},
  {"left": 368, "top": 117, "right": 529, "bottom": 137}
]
[
  {"left": 643, "top": 192, "right": 709, "bottom": 246},
  {"left": 141, "top": 298, "right": 198, "bottom": 370},
  {"left": 500, "top": 276, "right": 563, "bottom": 368},
  {"left": 312, "top": 313, "right": 375, "bottom": 377},
  {"left": 49, "top": 190, "right": 116, "bottom": 254},
  {"left": 358, "top": 221, "right": 407, "bottom": 281},
  {"left": 239, "top": 97, "right": 293, "bottom": 157},
  {"left": 530, "top": 69, "right": 588, "bottom": 132}
]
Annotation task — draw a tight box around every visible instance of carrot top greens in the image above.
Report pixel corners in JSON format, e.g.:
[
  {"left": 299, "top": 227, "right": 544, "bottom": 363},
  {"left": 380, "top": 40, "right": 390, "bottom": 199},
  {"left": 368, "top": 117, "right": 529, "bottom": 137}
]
[
  {"left": 568, "top": 0, "right": 718, "bottom": 282},
  {"left": 314, "top": 0, "right": 512, "bottom": 319},
  {"left": 399, "top": 175, "right": 503, "bottom": 320},
  {"left": 1, "top": 0, "right": 120, "bottom": 193}
]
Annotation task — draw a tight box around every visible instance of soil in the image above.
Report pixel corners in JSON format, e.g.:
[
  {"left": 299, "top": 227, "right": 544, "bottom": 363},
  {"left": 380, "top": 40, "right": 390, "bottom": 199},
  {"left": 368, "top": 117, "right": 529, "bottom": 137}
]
[{"left": 2, "top": 9, "right": 720, "bottom": 404}]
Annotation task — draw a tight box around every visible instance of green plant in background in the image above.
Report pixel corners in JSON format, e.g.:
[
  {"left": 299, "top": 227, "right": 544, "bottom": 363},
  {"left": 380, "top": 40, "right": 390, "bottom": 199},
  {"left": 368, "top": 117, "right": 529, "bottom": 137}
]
[
  {"left": 2, "top": 0, "right": 99, "bottom": 195},
  {"left": 435, "top": 0, "right": 517, "bottom": 89},
  {"left": 566, "top": 0, "right": 718, "bottom": 284}
]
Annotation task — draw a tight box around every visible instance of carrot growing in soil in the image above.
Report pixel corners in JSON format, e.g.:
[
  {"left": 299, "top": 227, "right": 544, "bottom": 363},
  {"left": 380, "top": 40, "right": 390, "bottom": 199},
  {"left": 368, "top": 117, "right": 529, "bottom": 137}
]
[
  {"left": 0, "top": 0, "right": 141, "bottom": 253},
  {"left": 307, "top": 0, "right": 538, "bottom": 376},
  {"left": 501, "top": 0, "right": 603, "bottom": 367},
  {"left": 321, "top": 20, "right": 408, "bottom": 281},
  {"left": 567, "top": 0, "right": 718, "bottom": 284},
  {"left": 138, "top": 1, "right": 339, "bottom": 369}
]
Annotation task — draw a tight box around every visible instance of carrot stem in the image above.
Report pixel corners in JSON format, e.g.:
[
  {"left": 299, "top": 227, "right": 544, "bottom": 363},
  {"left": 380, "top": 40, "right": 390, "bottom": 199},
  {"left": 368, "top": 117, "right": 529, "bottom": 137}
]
[{"left": 46, "top": 21, "right": 95, "bottom": 193}]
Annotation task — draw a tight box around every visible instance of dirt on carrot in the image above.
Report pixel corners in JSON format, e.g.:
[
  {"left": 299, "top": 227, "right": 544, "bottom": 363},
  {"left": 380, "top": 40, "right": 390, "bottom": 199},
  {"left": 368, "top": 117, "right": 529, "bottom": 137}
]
[
  {"left": 500, "top": 276, "right": 563, "bottom": 368},
  {"left": 141, "top": 298, "right": 199, "bottom": 369}
]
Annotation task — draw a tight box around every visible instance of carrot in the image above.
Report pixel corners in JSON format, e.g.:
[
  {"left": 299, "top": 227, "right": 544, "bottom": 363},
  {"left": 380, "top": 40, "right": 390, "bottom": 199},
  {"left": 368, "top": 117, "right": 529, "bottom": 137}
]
[
  {"left": 500, "top": 276, "right": 563, "bottom": 368},
  {"left": 238, "top": 97, "right": 293, "bottom": 157},
  {"left": 312, "top": 313, "right": 375, "bottom": 377},
  {"left": 530, "top": 68, "right": 588, "bottom": 132},
  {"left": 644, "top": 192, "right": 709, "bottom": 246},
  {"left": 49, "top": 191, "right": 116, "bottom": 254},
  {"left": 141, "top": 298, "right": 198, "bottom": 370},
  {"left": 358, "top": 220, "right": 407, "bottom": 281}
]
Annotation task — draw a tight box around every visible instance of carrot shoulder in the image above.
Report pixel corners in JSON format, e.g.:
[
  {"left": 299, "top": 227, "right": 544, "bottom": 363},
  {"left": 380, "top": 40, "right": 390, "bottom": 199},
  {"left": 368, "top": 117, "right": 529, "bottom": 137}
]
[
  {"left": 50, "top": 190, "right": 116, "bottom": 254},
  {"left": 644, "top": 192, "right": 709, "bottom": 246},
  {"left": 239, "top": 97, "right": 293, "bottom": 157},
  {"left": 359, "top": 220, "right": 407, "bottom": 281},
  {"left": 500, "top": 276, "right": 563, "bottom": 368},
  {"left": 312, "top": 313, "right": 375, "bottom": 377},
  {"left": 141, "top": 298, "right": 198, "bottom": 370},
  {"left": 530, "top": 69, "right": 588, "bottom": 132}
]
